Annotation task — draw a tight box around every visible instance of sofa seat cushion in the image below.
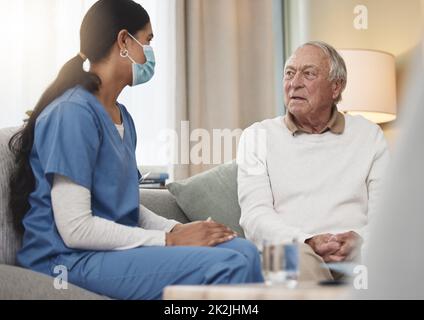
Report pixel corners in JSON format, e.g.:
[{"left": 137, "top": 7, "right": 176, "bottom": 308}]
[
  {"left": 140, "top": 188, "right": 190, "bottom": 224},
  {"left": 0, "top": 264, "right": 107, "bottom": 300}
]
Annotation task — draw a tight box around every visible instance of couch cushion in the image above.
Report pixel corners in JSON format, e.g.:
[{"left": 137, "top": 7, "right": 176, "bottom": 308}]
[
  {"left": 0, "top": 127, "right": 22, "bottom": 265},
  {"left": 140, "top": 188, "right": 190, "bottom": 224},
  {"left": 0, "top": 264, "right": 107, "bottom": 300},
  {"left": 166, "top": 161, "right": 244, "bottom": 237}
]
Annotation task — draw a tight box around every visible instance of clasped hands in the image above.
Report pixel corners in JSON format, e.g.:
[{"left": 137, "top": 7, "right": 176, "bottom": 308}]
[{"left": 305, "top": 231, "right": 362, "bottom": 262}]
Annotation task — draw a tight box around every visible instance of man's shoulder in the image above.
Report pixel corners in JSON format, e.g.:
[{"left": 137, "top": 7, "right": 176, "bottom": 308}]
[
  {"left": 244, "top": 116, "right": 284, "bottom": 131},
  {"left": 345, "top": 114, "right": 387, "bottom": 147},
  {"left": 345, "top": 114, "right": 382, "bottom": 133}
]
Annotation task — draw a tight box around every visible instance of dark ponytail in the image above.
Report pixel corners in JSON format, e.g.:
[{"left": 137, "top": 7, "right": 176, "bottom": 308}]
[{"left": 8, "top": 0, "right": 150, "bottom": 231}]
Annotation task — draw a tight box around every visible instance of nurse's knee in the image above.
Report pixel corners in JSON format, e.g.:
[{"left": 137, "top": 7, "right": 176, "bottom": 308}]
[
  {"left": 226, "top": 238, "right": 261, "bottom": 262},
  {"left": 204, "top": 251, "right": 250, "bottom": 284}
]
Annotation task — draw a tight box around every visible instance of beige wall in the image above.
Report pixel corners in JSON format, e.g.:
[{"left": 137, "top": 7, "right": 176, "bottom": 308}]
[{"left": 285, "top": 0, "right": 424, "bottom": 147}]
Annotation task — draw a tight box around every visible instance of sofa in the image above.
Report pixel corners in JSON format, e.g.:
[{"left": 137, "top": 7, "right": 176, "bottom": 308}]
[{"left": 0, "top": 127, "right": 242, "bottom": 299}]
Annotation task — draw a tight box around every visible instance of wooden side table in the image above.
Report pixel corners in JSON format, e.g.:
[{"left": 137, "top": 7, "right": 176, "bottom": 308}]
[{"left": 163, "top": 282, "right": 350, "bottom": 300}]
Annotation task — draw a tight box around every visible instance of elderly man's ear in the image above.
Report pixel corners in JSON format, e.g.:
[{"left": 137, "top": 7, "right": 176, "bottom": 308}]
[{"left": 331, "top": 80, "right": 344, "bottom": 100}]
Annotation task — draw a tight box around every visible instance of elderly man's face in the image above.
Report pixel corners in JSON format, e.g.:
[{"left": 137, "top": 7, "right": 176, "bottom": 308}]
[{"left": 283, "top": 45, "right": 341, "bottom": 118}]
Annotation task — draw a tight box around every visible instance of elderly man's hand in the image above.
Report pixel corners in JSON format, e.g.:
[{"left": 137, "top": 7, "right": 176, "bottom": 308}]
[
  {"left": 305, "top": 232, "right": 363, "bottom": 262},
  {"left": 325, "top": 231, "right": 363, "bottom": 262},
  {"left": 305, "top": 233, "right": 341, "bottom": 262}
]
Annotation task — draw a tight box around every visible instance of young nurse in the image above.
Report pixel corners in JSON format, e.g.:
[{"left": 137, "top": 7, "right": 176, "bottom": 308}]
[{"left": 9, "top": 0, "right": 263, "bottom": 299}]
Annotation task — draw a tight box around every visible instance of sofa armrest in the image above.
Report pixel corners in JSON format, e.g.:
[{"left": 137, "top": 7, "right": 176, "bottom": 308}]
[{"left": 140, "top": 189, "right": 190, "bottom": 224}]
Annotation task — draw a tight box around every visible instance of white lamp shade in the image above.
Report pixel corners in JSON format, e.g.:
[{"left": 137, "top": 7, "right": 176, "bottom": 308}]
[{"left": 338, "top": 49, "right": 397, "bottom": 124}]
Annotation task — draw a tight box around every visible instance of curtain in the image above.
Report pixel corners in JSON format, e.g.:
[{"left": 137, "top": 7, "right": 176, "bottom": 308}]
[
  {"left": 172, "top": 0, "right": 283, "bottom": 179},
  {"left": 0, "top": 0, "right": 96, "bottom": 128}
]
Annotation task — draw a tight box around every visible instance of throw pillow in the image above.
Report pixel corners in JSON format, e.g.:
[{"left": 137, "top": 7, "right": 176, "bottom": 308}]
[{"left": 166, "top": 161, "right": 244, "bottom": 237}]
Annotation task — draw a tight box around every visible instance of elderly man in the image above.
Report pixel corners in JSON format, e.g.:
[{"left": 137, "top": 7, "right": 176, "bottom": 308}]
[{"left": 236, "top": 41, "right": 389, "bottom": 281}]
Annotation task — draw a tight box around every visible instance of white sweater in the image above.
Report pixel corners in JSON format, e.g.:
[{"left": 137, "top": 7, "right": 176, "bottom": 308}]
[{"left": 236, "top": 115, "right": 389, "bottom": 248}]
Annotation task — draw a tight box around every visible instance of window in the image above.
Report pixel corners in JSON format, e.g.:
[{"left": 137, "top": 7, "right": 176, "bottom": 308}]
[{"left": 0, "top": 0, "right": 175, "bottom": 167}]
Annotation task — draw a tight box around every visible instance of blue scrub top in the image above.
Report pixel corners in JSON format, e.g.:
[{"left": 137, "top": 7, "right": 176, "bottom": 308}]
[{"left": 17, "top": 86, "right": 140, "bottom": 273}]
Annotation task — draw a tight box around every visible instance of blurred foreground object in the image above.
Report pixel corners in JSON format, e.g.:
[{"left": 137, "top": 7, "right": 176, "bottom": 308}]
[{"left": 356, "top": 44, "right": 424, "bottom": 299}]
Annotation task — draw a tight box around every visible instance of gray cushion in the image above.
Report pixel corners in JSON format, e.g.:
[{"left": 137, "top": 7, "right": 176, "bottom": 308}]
[
  {"left": 140, "top": 188, "right": 190, "bottom": 224},
  {"left": 166, "top": 161, "right": 244, "bottom": 237},
  {"left": 0, "top": 264, "right": 107, "bottom": 300},
  {"left": 0, "top": 127, "right": 22, "bottom": 265}
]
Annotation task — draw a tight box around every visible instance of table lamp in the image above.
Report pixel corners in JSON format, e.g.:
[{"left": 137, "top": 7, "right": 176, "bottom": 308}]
[{"left": 338, "top": 49, "right": 397, "bottom": 124}]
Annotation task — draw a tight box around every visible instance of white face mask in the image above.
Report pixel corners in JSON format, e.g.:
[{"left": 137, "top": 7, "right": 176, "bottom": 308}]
[{"left": 121, "top": 33, "right": 155, "bottom": 86}]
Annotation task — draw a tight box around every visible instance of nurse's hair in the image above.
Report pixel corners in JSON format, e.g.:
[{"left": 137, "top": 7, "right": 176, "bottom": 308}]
[{"left": 8, "top": 0, "right": 151, "bottom": 231}]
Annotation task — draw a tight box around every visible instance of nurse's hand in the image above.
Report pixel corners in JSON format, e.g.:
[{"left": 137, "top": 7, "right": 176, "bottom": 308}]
[{"left": 165, "top": 220, "right": 237, "bottom": 246}]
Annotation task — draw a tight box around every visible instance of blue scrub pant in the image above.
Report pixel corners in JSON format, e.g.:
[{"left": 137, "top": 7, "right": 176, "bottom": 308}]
[{"left": 51, "top": 238, "right": 264, "bottom": 299}]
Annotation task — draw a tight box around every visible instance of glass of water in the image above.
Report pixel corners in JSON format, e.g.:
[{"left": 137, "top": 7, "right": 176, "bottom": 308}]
[{"left": 262, "top": 240, "right": 299, "bottom": 287}]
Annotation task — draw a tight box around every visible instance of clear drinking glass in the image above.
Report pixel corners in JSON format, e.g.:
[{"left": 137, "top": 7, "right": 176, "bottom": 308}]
[{"left": 262, "top": 240, "right": 299, "bottom": 287}]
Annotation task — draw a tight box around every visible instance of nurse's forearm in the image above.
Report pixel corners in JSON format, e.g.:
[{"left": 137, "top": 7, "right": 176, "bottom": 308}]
[
  {"left": 138, "top": 204, "right": 180, "bottom": 232},
  {"left": 51, "top": 174, "right": 167, "bottom": 249}
]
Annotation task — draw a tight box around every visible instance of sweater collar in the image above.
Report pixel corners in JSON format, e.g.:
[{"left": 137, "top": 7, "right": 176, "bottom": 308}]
[{"left": 284, "top": 105, "right": 345, "bottom": 135}]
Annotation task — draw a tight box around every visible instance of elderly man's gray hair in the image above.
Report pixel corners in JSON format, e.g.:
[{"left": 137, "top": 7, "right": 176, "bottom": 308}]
[{"left": 290, "top": 41, "right": 347, "bottom": 104}]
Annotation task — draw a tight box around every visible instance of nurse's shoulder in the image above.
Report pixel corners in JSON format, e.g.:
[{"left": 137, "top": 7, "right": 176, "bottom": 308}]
[{"left": 36, "top": 86, "right": 102, "bottom": 133}]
